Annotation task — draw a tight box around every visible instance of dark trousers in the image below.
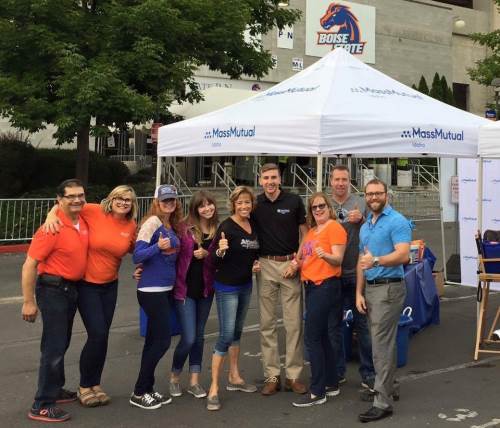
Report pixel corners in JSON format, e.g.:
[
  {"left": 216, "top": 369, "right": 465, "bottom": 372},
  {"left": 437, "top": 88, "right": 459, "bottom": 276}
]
[
  {"left": 336, "top": 275, "right": 375, "bottom": 381},
  {"left": 78, "top": 280, "right": 118, "bottom": 388},
  {"left": 34, "top": 279, "right": 78, "bottom": 408},
  {"left": 172, "top": 295, "right": 214, "bottom": 374},
  {"left": 134, "top": 290, "right": 171, "bottom": 396},
  {"left": 304, "top": 277, "right": 342, "bottom": 397}
]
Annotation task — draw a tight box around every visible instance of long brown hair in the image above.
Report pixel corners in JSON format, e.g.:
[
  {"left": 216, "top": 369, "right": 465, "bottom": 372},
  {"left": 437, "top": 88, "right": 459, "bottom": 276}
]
[
  {"left": 306, "top": 191, "right": 336, "bottom": 228},
  {"left": 140, "top": 197, "right": 183, "bottom": 233},
  {"left": 186, "top": 191, "right": 219, "bottom": 243}
]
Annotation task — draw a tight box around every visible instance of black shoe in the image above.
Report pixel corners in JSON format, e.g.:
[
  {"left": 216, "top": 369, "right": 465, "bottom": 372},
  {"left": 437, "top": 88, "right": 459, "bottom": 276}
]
[
  {"left": 325, "top": 386, "right": 340, "bottom": 397},
  {"left": 359, "top": 406, "right": 393, "bottom": 423},
  {"left": 361, "top": 378, "right": 375, "bottom": 392},
  {"left": 56, "top": 388, "right": 78, "bottom": 404},
  {"left": 129, "top": 393, "right": 162, "bottom": 410},
  {"left": 152, "top": 391, "right": 172, "bottom": 405},
  {"left": 360, "top": 389, "right": 399, "bottom": 402},
  {"left": 338, "top": 376, "right": 347, "bottom": 385},
  {"left": 28, "top": 406, "right": 70, "bottom": 422},
  {"left": 292, "top": 394, "right": 326, "bottom": 407}
]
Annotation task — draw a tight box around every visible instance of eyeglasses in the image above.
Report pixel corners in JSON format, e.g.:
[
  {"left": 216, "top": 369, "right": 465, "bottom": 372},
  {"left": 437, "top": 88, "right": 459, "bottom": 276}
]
[
  {"left": 160, "top": 198, "right": 176, "bottom": 204},
  {"left": 365, "top": 191, "right": 386, "bottom": 198},
  {"left": 62, "top": 193, "right": 85, "bottom": 201},
  {"left": 311, "top": 203, "right": 327, "bottom": 211},
  {"left": 114, "top": 197, "right": 133, "bottom": 205}
]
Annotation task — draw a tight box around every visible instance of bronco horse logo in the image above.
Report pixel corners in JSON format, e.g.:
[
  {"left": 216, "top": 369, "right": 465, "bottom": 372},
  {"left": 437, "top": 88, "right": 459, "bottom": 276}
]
[{"left": 320, "top": 3, "right": 360, "bottom": 43}]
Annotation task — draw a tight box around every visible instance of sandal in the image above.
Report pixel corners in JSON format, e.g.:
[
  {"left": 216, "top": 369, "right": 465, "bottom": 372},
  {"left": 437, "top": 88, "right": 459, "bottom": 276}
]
[
  {"left": 91, "top": 386, "right": 111, "bottom": 405},
  {"left": 78, "top": 388, "right": 100, "bottom": 408}
]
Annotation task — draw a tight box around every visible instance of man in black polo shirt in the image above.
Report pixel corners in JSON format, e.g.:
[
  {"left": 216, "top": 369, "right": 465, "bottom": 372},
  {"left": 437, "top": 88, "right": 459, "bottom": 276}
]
[{"left": 252, "top": 163, "right": 308, "bottom": 396}]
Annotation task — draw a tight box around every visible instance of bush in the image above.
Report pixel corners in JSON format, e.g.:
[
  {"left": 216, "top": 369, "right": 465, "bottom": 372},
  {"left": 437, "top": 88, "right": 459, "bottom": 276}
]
[
  {"left": 0, "top": 133, "right": 37, "bottom": 197},
  {"left": 0, "top": 138, "right": 131, "bottom": 197}
]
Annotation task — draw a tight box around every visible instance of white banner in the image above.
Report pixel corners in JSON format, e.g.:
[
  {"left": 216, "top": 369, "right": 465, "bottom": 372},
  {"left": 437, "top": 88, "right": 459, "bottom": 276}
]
[
  {"left": 458, "top": 158, "right": 500, "bottom": 290},
  {"left": 306, "top": 0, "right": 375, "bottom": 63},
  {"left": 277, "top": 25, "right": 294, "bottom": 49}
]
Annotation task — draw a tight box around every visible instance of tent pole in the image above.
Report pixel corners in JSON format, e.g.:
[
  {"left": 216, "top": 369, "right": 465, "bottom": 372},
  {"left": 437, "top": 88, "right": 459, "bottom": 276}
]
[
  {"left": 156, "top": 155, "right": 162, "bottom": 188},
  {"left": 316, "top": 154, "right": 323, "bottom": 192},
  {"left": 477, "top": 158, "right": 483, "bottom": 234},
  {"left": 438, "top": 157, "right": 448, "bottom": 280}
]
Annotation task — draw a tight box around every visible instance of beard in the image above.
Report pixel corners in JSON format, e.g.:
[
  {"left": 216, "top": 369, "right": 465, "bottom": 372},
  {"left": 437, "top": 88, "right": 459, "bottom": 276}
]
[{"left": 368, "top": 199, "right": 386, "bottom": 214}]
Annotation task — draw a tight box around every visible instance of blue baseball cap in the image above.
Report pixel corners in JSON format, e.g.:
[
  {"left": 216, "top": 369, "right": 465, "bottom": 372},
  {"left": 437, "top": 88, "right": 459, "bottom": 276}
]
[{"left": 156, "top": 184, "right": 178, "bottom": 201}]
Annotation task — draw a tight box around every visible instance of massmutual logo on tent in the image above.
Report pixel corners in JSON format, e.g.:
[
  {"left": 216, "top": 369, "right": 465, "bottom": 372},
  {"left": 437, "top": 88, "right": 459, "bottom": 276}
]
[
  {"left": 204, "top": 126, "right": 256, "bottom": 142},
  {"left": 400, "top": 127, "right": 464, "bottom": 147},
  {"left": 306, "top": 1, "right": 375, "bottom": 63}
]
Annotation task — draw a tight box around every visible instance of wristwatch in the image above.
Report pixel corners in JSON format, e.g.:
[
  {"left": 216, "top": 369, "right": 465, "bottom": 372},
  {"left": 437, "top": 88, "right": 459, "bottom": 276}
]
[{"left": 372, "top": 257, "right": 380, "bottom": 268}]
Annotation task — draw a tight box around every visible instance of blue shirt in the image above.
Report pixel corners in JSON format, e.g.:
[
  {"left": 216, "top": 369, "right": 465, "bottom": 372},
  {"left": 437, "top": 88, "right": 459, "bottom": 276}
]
[{"left": 359, "top": 205, "right": 411, "bottom": 281}]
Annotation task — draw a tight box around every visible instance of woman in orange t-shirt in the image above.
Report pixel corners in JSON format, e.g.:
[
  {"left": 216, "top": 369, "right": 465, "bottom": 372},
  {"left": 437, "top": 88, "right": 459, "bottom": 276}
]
[
  {"left": 292, "top": 192, "right": 346, "bottom": 408},
  {"left": 45, "top": 185, "right": 138, "bottom": 407}
]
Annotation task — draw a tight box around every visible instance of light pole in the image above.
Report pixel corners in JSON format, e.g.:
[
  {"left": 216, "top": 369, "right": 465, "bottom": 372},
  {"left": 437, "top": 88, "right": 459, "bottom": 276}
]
[{"left": 491, "top": 77, "right": 500, "bottom": 120}]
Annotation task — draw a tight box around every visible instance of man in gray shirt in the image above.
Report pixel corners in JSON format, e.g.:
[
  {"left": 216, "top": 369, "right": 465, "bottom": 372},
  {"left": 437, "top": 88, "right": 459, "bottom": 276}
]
[{"left": 330, "top": 165, "right": 375, "bottom": 390}]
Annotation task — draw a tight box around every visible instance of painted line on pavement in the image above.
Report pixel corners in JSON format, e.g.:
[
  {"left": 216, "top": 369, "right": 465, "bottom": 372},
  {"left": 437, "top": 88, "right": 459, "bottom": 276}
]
[{"left": 0, "top": 296, "right": 23, "bottom": 305}]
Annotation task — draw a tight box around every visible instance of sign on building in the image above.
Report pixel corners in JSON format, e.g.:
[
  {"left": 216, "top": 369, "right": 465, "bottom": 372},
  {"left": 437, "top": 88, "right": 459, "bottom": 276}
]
[
  {"left": 306, "top": 0, "right": 376, "bottom": 64},
  {"left": 277, "top": 25, "right": 294, "bottom": 49},
  {"left": 292, "top": 57, "right": 304, "bottom": 71}
]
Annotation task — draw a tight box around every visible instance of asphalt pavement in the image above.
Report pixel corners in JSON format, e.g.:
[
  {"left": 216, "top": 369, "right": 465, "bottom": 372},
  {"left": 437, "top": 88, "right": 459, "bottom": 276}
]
[{"left": 0, "top": 251, "right": 499, "bottom": 428}]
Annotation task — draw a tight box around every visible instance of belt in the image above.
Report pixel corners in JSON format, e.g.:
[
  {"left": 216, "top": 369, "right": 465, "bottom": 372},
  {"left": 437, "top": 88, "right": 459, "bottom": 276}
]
[
  {"left": 262, "top": 254, "right": 295, "bottom": 262},
  {"left": 39, "top": 274, "right": 78, "bottom": 287},
  {"left": 366, "top": 277, "right": 403, "bottom": 285}
]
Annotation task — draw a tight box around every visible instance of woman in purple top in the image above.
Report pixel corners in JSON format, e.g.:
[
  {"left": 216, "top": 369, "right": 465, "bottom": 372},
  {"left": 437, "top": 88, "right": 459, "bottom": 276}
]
[{"left": 169, "top": 191, "right": 218, "bottom": 399}]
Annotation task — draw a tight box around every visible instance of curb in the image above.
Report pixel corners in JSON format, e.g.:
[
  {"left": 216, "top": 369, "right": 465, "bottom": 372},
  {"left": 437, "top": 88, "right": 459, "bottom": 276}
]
[{"left": 0, "top": 244, "right": 29, "bottom": 254}]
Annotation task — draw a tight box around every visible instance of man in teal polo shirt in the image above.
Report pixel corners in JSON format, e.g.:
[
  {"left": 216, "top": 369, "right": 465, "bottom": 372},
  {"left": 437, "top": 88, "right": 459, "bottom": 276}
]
[{"left": 356, "top": 179, "right": 411, "bottom": 423}]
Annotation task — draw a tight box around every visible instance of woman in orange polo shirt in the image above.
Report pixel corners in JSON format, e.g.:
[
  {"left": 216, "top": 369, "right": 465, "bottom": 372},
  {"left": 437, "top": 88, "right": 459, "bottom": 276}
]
[
  {"left": 45, "top": 185, "right": 138, "bottom": 407},
  {"left": 292, "top": 192, "right": 346, "bottom": 408}
]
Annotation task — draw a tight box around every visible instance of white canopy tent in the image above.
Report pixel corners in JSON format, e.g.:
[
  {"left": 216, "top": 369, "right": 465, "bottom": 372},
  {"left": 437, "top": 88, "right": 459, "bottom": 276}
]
[{"left": 158, "top": 48, "right": 490, "bottom": 281}]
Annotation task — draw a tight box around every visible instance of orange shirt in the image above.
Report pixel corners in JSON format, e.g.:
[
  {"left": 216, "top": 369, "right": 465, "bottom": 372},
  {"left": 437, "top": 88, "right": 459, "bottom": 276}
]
[
  {"left": 81, "top": 204, "right": 137, "bottom": 284},
  {"left": 300, "top": 220, "right": 347, "bottom": 285},
  {"left": 28, "top": 210, "right": 89, "bottom": 281}
]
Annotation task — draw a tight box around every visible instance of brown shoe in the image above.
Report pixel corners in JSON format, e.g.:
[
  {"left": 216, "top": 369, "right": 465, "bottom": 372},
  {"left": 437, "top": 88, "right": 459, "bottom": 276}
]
[
  {"left": 261, "top": 376, "right": 281, "bottom": 396},
  {"left": 285, "top": 378, "right": 307, "bottom": 394}
]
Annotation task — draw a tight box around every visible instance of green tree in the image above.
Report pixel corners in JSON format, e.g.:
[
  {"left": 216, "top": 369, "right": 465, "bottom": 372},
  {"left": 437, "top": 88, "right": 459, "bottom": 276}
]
[
  {"left": 0, "top": 0, "right": 301, "bottom": 184},
  {"left": 429, "top": 72, "right": 444, "bottom": 101},
  {"left": 417, "top": 76, "right": 430, "bottom": 95},
  {"left": 440, "top": 75, "right": 455, "bottom": 106}
]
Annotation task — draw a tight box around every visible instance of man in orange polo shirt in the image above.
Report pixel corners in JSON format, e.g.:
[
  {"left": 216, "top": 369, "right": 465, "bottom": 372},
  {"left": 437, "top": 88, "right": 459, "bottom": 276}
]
[{"left": 21, "top": 179, "right": 89, "bottom": 423}]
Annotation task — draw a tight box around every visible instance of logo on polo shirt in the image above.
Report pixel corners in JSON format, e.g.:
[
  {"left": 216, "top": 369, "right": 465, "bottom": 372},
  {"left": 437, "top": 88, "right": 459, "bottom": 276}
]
[
  {"left": 240, "top": 239, "right": 259, "bottom": 250},
  {"left": 277, "top": 209, "right": 290, "bottom": 215},
  {"left": 120, "top": 232, "right": 130, "bottom": 238}
]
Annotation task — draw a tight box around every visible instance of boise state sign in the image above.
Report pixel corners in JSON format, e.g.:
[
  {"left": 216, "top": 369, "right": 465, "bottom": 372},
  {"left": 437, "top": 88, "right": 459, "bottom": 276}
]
[{"left": 306, "top": 0, "right": 375, "bottom": 63}]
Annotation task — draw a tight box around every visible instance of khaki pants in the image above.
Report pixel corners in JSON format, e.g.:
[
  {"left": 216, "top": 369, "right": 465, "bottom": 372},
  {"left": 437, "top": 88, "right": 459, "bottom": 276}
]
[
  {"left": 257, "top": 258, "right": 304, "bottom": 379},
  {"left": 365, "top": 281, "right": 406, "bottom": 410}
]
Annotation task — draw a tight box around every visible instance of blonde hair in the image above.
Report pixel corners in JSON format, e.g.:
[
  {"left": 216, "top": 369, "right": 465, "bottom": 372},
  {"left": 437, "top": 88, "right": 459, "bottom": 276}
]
[
  {"left": 100, "top": 185, "right": 138, "bottom": 220},
  {"left": 306, "top": 191, "right": 336, "bottom": 228},
  {"left": 228, "top": 186, "right": 256, "bottom": 215}
]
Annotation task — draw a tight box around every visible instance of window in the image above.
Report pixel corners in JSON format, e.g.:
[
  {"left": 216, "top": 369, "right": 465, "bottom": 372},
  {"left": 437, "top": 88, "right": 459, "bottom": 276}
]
[
  {"left": 432, "top": 0, "right": 472, "bottom": 8},
  {"left": 453, "top": 83, "right": 469, "bottom": 111}
]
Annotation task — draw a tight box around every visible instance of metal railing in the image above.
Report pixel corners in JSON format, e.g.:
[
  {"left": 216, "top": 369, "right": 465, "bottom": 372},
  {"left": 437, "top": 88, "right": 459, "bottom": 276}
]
[
  {"left": 163, "top": 161, "right": 192, "bottom": 195},
  {"left": 109, "top": 155, "right": 152, "bottom": 170},
  {"left": 0, "top": 195, "right": 191, "bottom": 243},
  {"left": 212, "top": 162, "right": 237, "bottom": 195},
  {"left": 291, "top": 163, "right": 316, "bottom": 196},
  {"left": 411, "top": 163, "right": 439, "bottom": 191}
]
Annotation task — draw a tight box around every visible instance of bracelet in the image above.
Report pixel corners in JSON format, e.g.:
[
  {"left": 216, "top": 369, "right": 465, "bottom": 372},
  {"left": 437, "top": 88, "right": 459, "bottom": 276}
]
[{"left": 216, "top": 249, "right": 225, "bottom": 258}]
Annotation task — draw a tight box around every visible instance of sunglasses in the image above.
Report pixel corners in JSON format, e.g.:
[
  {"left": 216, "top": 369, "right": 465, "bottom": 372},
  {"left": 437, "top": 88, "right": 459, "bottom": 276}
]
[
  {"left": 336, "top": 208, "right": 345, "bottom": 220},
  {"left": 311, "top": 203, "right": 327, "bottom": 211}
]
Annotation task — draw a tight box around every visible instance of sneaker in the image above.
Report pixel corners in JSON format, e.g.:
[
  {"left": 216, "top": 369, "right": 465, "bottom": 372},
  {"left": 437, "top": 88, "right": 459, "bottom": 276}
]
[
  {"left": 129, "top": 393, "right": 162, "bottom": 410},
  {"left": 206, "top": 395, "right": 221, "bottom": 411},
  {"left": 292, "top": 394, "right": 326, "bottom": 407},
  {"left": 28, "top": 406, "right": 70, "bottom": 422},
  {"left": 169, "top": 381, "right": 182, "bottom": 397},
  {"left": 56, "top": 388, "right": 78, "bottom": 404},
  {"left": 326, "top": 386, "right": 340, "bottom": 397},
  {"left": 226, "top": 382, "right": 257, "bottom": 393},
  {"left": 187, "top": 384, "right": 207, "bottom": 398},
  {"left": 361, "top": 378, "right": 375, "bottom": 392},
  {"left": 338, "top": 376, "right": 347, "bottom": 385},
  {"left": 152, "top": 391, "right": 172, "bottom": 405}
]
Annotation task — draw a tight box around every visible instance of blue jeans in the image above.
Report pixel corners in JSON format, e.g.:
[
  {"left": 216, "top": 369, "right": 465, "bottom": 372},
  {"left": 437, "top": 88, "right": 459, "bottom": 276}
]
[
  {"left": 304, "top": 277, "right": 342, "bottom": 397},
  {"left": 172, "top": 295, "right": 214, "bottom": 374},
  {"left": 336, "top": 275, "right": 375, "bottom": 382},
  {"left": 214, "top": 285, "right": 252, "bottom": 356},
  {"left": 134, "top": 291, "right": 171, "bottom": 396},
  {"left": 33, "top": 278, "right": 78, "bottom": 408},
  {"left": 78, "top": 280, "right": 118, "bottom": 387}
]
